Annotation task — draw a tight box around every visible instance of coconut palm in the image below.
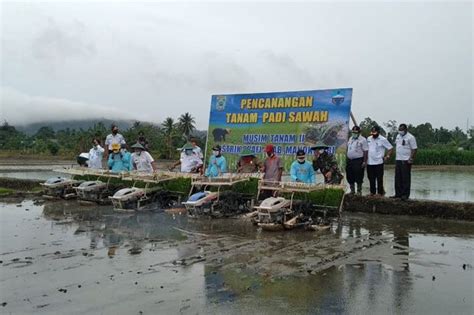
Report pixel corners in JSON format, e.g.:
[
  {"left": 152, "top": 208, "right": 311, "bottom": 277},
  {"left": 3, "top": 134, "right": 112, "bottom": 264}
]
[
  {"left": 177, "top": 112, "right": 196, "bottom": 138},
  {"left": 162, "top": 117, "right": 177, "bottom": 159}
]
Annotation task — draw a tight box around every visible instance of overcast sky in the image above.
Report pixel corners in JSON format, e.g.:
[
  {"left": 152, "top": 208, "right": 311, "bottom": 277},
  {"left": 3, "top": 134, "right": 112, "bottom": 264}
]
[{"left": 0, "top": 1, "right": 472, "bottom": 130}]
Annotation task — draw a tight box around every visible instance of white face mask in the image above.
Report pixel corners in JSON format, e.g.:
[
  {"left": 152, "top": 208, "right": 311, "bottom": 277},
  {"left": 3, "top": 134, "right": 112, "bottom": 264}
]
[
  {"left": 135, "top": 151, "right": 141, "bottom": 156},
  {"left": 398, "top": 130, "right": 406, "bottom": 136},
  {"left": 212, "top": 150, "right": 219, "bottom": 156}
]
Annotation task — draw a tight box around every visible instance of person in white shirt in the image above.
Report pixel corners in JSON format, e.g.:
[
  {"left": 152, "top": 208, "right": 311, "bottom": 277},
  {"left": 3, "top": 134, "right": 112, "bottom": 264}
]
[
  {"left": 131, "top": 143, "right": 157, "bottom": 173},
  {"left": 392, "top": 123, "right": 417, "bottom": 200},
  {"left": 366, "top": 126, "right": 393, "bottom": 196},
  {"left": 104, "top": 124, "right": 126, "bottom": 161},
  {"left": 170, "top": 143, "right": 203, "bottom": 173},
  {"left": 346, "top": 126, "right": 368, "bottom": 195},
  {"left": 190, "top": 138, "right": 203, "bottom": 159},
  {"left": 88, "top": 138, "right": 105, "bottom": 169}
]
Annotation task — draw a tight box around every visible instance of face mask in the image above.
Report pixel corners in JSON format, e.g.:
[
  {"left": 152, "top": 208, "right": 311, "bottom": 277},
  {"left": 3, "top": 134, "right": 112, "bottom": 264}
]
[
  {"left": 351, "top": 132, "right": 359, "bottom": 139},
  {"left": 212, "top": 150, "right": 219, "bottom": 156},
  {"left": 135, "top": 150, "right": 141, "bottom": 156},
  {"left": 398, "top": 130, "right": 406, "bottom": 136},
  {"left": 112, "top": 129, "right": 118, "bottom": 134},
  {"left": 185, "top": 150, "right": 193, "bottom": 156},
  {"left": 371, "top": 132, "right": 379, "bottom": 138}
]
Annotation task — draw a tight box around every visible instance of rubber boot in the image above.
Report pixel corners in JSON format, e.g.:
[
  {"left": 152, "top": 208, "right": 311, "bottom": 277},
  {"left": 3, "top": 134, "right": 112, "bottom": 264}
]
[{"left": 349, "top": 184, "right": 355, "bottom": 194}]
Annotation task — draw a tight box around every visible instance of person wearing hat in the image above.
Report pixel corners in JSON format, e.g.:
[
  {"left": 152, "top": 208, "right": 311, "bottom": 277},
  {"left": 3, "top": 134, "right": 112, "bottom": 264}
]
[
  {"left": 290, "top": 149, "right": 315, "bottom": 183},
  {"left": 108, "top": 143, "right": 132, "bottom": 172},
  {"left": 104, "top": 124, "right": 126, "bottom": 161},
  {"left": 262, "top": 144, "right": 283, "bottom": 183},
  {"left": 131, "top": 142, "right": 157, "bottom": 173},
  {"left": 366, "top": 125, "right": 393, "bottom": 196},
  {"left": 88, "top": 138, "right": 105, "bottom": 170},
  {"left": 170, "top": 143, "right": 203, "bottom": 173},
  {"left": 346, "top": 126, "right": 368, "bottom": 195},
  {"left": 237, "top": 149, "right": 262, "bottom": 173},
  {"left": 204, "top": 144, "right": 227, "bottom": 177},
  {"left": 76, "top": 152, "right": 89, "bottom": 167},
  {"left": 311, "top": 142, "right": 343, "bottom": 185}
]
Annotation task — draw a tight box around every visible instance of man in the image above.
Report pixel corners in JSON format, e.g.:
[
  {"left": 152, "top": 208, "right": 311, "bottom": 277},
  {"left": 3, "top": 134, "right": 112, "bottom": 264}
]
[
  {"left": 204, "top": 144, "right": 227, "bottom": 177},
  {"left": 104, "top": 124, "right": 126, "bottom": 160},
  {"left": 190, "top": 138, "right": 203, "bottom": 159},
  {"left": 170, "top": 143, "right": 203, "bottom": 173},
  {"left": 392, "top": 123, "right": 417, "bottom": 200},
  {"left": 236, "top": 149, "right": 262, "bottom": 173},
  {"left": 262, "top": 144, "right": 283, "bottom": 183},
  {"left": 108, "top": 143, "right": 132, "bottom": 172},
  {"left": 290, "top": 149, "right": 315, "bottom": 183},
  {"left": 88, "top": 138, "right": 105, "bottom": 170},
  {"left": 312, "top": 143, "right": 343, "bottom": 184},
  {"left": 131, "top": 143, "right": 157, "bottom": 173},
  {"left": 137, "top": 131, "right": 150, "bottom": 151},
  {"left": 346, "top": 126, "right": 368, "bottom": 195},
  {"left": 367, "top": 126, "right": 393, "bottom": 196}
]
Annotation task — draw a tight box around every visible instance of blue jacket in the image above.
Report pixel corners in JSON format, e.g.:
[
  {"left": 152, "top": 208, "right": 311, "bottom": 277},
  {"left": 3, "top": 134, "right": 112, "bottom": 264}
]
[
  {"left": 290, "top": 160, "right": 315, "bottom": 183},
  {"left": 108, "top": 151, "right": 132, "bottom": 172},
  {"left": 205, "top": 155, "right": 227, "bottom": 177}
]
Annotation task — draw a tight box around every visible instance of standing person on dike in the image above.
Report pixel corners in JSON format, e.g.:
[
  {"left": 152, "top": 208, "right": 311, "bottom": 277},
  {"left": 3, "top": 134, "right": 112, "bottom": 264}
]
[
  {"left": 366, "top": 126, "right": 393, "bottom": 196},
  {"left": 346, "top": 126, "right": 368, "bottom": 195},
  {"left": 204, "top": 145, "right": 227, "bottom": 177},
  {"left": 104, "top": 124, "right": 126, "bottom": 162},
  {"left": 290, "top": 149, "right": 315, "bottom": 183},
  {"left": 392, "top": 123, "right": 417, "bottom": 201},
  {"left": 88, "top": 138, "right": 105, "bottom": 169}
]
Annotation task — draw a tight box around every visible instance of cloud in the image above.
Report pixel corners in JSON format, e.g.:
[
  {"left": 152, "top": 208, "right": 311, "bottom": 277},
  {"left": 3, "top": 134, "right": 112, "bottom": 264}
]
[{"left": 0, "top": 86, "right": 135, "bottom": 125}]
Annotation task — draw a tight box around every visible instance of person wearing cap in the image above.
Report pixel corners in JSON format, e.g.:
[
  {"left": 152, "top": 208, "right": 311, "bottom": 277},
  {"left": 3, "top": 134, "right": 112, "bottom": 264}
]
[
  {"left": 104, "top": 124, "right": 126, "bottom": 161},
  {"left": 262, "top": 144, "right": 283, "bottom": 183},
  {"left": 108, "top": 143, "right": 132, "bottom": 172},
  {"left": 88, "top": 138, "right": 105, "bottom": 169},
  {"left": 137, "top": 131, "right": 150, "bottom": 151},
  {"left": 170, "top": 143, "right": 203, "bottom": 173},
  {"left": 367, "top": 125, "right": 393, "bottom": 196},
  {"left": 290, "top": 149, "right": 315, "bottom": 183},
  {"left": 204, "top": 144, "right": 227, "bottom": 177},
  {"left": 237, "top": 149, "right": 262, "bottom": 173},
  {"left": 131, "top": 143, "right": 157, "bottom": 173},
  {"left": 311, "top": 143, "right": 343, "bottom": 185},
  {"left": 346, "top": 126, "right": 368, "bottom": 195},
  {"left": 392, "top": 123, "right": 417, "bottom": 200}
]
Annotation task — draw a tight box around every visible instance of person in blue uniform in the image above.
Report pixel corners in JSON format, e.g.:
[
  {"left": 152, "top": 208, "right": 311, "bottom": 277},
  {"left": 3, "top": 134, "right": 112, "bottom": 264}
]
[
  {"left": 204, "top": 144, "right": 227, "bottom": 177},
  {"left": 290, "top": 149, "right": 315, "bottom": 183}
]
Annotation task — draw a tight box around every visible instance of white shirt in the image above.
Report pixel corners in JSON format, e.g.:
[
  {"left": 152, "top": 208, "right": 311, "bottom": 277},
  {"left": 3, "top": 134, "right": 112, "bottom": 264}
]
[
  {"left": 367, "top": 135, "right": 393, "bottom": 165},
  {"left": 395, "top": 132, "right": 417, "bottom": 161},
  {"left": 347, "top": 136, "right": 368, "bottom": 159},
  {"left": 180, "top": 153, "right": 203, "bottom": 173},
  {"left": 105, "top": 133, "right": 126, "bottom": 150},
  {"left": 88, "top": 145, "right": 104, "bottom": 169},
  {"left": 131, "top": 151, "right": 155, "bottom": 173},
  {"left": 193, "top": 146, "right": 203, "bottom": 159}
]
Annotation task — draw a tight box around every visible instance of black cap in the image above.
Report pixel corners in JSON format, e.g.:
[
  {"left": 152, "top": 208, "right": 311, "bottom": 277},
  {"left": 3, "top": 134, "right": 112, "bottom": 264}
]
[
  {"left": 352, "top": 126, "right": 361, "bottom": 132},
  {"left": 371, "top": 125, "right": 381, "bottom": 133},
  {"left": 296, "top": 149, "right": 306, "bottom": 157},
  {"left": 212, "top": 144, "right": 221, "bottom": 151}
]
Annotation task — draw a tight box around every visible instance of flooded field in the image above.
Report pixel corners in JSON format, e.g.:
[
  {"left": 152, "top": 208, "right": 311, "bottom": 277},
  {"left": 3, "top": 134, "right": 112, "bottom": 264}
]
[{"left": 0, "top": 199, "right": 473, "bottom": 314}]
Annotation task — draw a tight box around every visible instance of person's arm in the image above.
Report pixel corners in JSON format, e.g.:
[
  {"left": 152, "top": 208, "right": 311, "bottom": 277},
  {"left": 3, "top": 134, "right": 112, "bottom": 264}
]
[
  {"left": 151, "top": 161, "right": 158, "bottom": 172},
  {"left": 409, "top": 136, "right": 418, "bottom": 163},
  {"left": 290, "top": 162, "right": 298, "bottom": 182},
  {"left": 107, "top": 154, "right": 114, "bottom": 168},
  {"left": 219, "top": 158, "right": 227, "bottom": 174},
  {"left": 383, "top": 139, "right": 393, "bottom": 162},
  {"left": 170, "top": 160, "right": 181, "bottom": 171},
  {"left": 362, "top": 139, "right": 369, "bottom": 167}
]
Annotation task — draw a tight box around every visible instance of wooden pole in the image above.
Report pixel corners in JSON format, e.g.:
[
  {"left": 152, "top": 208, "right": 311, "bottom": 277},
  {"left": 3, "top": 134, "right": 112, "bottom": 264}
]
[{"left": 350, "top": 111, "right": 358, "bottom": 126}]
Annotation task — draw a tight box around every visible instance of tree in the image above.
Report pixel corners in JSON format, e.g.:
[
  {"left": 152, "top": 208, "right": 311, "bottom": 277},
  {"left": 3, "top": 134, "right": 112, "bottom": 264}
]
[
  {"left": 177, "top": 112, "right": 196, "bottom": 138},
  {"left": 35, "top": 126, "right": 55, "bottom": 140},
  {"left": 384, "top": 120, "right": 398, "bottom": 143},
  {"left": 162, "top": 117, "right": 177, "bottom": 159},
  {"left": 359, "top": 117, "right": 386, "bottom": 137}
]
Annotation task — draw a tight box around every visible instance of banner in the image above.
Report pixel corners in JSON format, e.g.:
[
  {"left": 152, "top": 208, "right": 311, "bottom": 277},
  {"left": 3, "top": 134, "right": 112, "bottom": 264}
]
[{"left": 206, "top": 88, "right": 353, "bottom": 171}]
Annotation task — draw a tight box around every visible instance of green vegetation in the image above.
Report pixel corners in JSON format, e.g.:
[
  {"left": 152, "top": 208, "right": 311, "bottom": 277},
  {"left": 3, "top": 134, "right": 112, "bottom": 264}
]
[{"left": 0, "top": 187, "right": 14, "bottom": 195}]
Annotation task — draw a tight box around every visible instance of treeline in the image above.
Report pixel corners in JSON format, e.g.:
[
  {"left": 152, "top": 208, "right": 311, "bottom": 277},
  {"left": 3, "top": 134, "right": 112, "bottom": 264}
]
[{"left": 0, "top": 113, "right": 205, "bottom": 159}]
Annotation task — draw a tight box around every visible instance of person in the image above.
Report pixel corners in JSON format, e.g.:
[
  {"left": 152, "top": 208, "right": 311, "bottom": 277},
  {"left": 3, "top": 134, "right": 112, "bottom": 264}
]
[
  {"left": 137, "top": 131, "right": 150, "bottom": 151},
  {"left": 237, "top": 149, "right": 262, "bottom": 173},
  {"left": 262, "top": 144, "right": 283, "bottom": 183},
  {"left": 131, "top": 143, "right": 157, "bottom": 173},
  {"left": 204, "top": 144, "right": 227, "bottom": 177},
  {"left": 392, "top": 123, "right": 417, "bottom": 200},
  {"left": 311, "top": 143, "right": 343, "bottom": 184},
  {"left": 366, "top": 126, "right": 393, "bottom": 196},
  {"left": 190, "top": 138, "right": 203, "bottom": 159},
  {"left": 170, "top": 143, "right": 203, "bottom": 173},
  {"left": 290, "top": 149, "right": 315, "bottom": 183},
  {"left": 346, "top": 126, "right": 368, "bottom": 195},
  {"left": 104, "top": 124, "right": 126, "bottom": 160},
  {"left": 108, "top": 143, "right": 132, "bottom": 172},
  {"left": 88, "top": 138, "right": 105, "bottom": 170}
]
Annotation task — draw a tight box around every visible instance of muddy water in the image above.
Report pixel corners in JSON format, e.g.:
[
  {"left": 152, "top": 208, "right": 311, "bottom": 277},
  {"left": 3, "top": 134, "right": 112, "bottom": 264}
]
[{"left": 0, "top": 200, "right": 473, "bottom": 314}]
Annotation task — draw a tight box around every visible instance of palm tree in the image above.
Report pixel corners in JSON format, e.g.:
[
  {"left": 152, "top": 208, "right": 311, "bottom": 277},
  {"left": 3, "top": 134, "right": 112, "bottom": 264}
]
[
  {"left": 162, "top": 117, "right": 176, "bottom": 159},
  {"left": 177, "top": 112, "right": 196, "bottom": 138}
]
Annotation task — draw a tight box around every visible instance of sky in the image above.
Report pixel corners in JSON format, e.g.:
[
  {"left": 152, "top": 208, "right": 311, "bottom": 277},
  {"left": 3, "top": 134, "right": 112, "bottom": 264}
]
[{"left": 0, "top": 0, "right": 472, "bottom": 130}]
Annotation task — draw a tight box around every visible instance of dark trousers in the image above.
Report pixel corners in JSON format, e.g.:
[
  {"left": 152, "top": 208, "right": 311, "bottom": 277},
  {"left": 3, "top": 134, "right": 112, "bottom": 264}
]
[
  {"left": 367, "top": 164, "right": 385, "bottom": 195},
  {"left": 346, "top": 158, "right": 364, "bottom": 186},
  {"left": 395, "top": 160, "right": 412, "bottom": 198}
]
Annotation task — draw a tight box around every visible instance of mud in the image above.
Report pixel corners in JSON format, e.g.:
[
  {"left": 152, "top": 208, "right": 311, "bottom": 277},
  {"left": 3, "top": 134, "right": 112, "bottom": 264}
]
[{"left": 0, "top": 199, "right": 473, "bottom": 314}]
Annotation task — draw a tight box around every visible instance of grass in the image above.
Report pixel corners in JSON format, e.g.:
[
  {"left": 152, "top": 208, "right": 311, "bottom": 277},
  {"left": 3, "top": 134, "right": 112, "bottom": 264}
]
[{"left": 0, "top": 187, "right": 15, "bottom": 195}]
